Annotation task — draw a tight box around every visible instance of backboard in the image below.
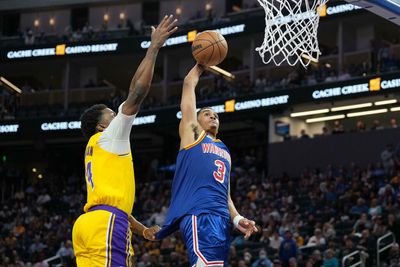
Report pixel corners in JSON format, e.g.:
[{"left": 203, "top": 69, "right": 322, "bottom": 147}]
[{"left": 346, "top": 0, "right": 400, "bottom": 25}]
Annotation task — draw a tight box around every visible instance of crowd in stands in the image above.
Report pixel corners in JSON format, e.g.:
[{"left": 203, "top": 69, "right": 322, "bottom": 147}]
[
  {"left": 1, "top": 142, "right": 400, "bottom": 266},
  {"left": 1, "top": 2, "right": 260, "bottom": 48}
]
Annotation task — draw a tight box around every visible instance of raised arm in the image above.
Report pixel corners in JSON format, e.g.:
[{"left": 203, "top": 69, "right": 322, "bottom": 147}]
[
  {"left": 122, "top": 15, "right": 178, "bottom": 115},
  {"left": 179, "top": 64, "right": 204, "bottom": 149}
]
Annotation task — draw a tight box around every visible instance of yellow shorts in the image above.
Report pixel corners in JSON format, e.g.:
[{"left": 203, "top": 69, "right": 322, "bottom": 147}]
[{"left": 72, "top": 205, "right": 134, "bottom": 267}]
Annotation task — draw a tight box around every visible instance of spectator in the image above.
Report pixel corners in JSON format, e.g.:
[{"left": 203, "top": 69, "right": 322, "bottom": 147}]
[
  {"left": 273, "top": 259, "right": 282, "bottom": 267},
  {"left": 332, "top": 120, "right": 344, "bottom": 134},
  {"left": 322, "top": 222, "right": 336, "bottom": 240},
  {"left": 350, "top": 198, "right": 369, "bottom": 217},
  {"left": 371, "top": 119, "right": 384, "bottom": 130},
  {"left": 338, "top": 69, "right": 351, "bottom": 80},
  {"left": 251, "top": 249, "right": 273, "bottom": 267},
  {"left": 279, "top": 231, "right": 298, "bottom": 267},
  {"left": 307, "top": 228, "right": 327, "bottom": 247},
  {"left": 270, "top": 230, "right": 284, "bottom": 251},
  {"left": 353, "top": 213, "right": 373, "bottom": 233},
  {"left": 325, "top": 71, "right": 337, "bottom": 82},
  {"left": 368, "top": 198, "right": 382, "bottom": 217},
  {"left": 300, "top": 129, "right": 310, "bottom": 139},
  {"left": 390, "top": 118, "right": 398, "bottom": 128},
  {"left": 288, "top": 257, "right": 298, "bottom": 267},
  {"left": 57, "top": 240, "right": 74, "bottom": 265},
  {"left": 255, "top": 74, "right": 267, "bottom": 89},
  {"left": 342, "top": 237, "right": 356, "bottom": 256},
  {"left": 355, "top": 120, "right": 366, "bottom": 132},
  {"left": 24, "top": 29, "right": 35, "bottom": 45},
  {"left": 382, "top": 144, "right": 395, "bottom": 175},
  {"left": 323, "top": 249, "right": 339, "bottom": 267},
  {"left": 309, "top": 250, "right": 323, "bottom": 266},
  {"left": 293, "top": 232, "right": 304, "bottom": 247},
  {"left": 357, "top": 229, "right": 376, "bottom": 266},
  {"left": 322, "top": 126, "right": 329, "bottom": 136}
]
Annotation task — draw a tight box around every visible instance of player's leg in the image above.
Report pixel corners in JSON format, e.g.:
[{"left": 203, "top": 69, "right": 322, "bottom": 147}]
[
  {"left": 72, "top": 214, "right": 92, "bottom": 266},
  {"left": 179, "top": 214, "right": 231, "bottom": 267},
  {"left": 72, "top": 209, "right": 133, "bottom": 267}
]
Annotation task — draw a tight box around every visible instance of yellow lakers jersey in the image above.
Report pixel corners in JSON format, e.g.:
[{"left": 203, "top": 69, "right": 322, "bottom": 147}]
[{"left": 83, "top": 132, "right": 135, "bottom": 214}]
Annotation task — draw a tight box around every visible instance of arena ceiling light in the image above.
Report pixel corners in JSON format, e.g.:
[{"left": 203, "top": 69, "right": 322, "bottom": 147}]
[
  {"left": 390, "top": 107, "right": 400, "bottom": 112},
  {"left": 306, "top": 114, "right": 345, "bottom": 123},
  {"left": 347, "top": 108, "right": 388, "bottom": 118},
  {"left": 330, "top": 102, "right": 373, "bottom": 112},
  {"left": 375, "top": 99, "right": 398, "bottom": 106},
  {"left": 290, "top": 108, "right": 329, "bottom": 117}
]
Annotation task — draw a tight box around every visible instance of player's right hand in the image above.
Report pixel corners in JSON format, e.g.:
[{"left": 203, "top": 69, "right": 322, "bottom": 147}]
[
  {"left": 143, "top": 225, "right": 161, "bottom": 241},
  {"left": 184, "top": 64, "right": 205, "bottom": 82},
  {"left": 150, "top": 15, "right": 178, "bottom": 49}
]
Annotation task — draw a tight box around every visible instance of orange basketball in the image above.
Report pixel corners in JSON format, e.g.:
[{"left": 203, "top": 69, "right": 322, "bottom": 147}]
[{"left": 192, "top": 31, "right": 228, "bottom": 67}]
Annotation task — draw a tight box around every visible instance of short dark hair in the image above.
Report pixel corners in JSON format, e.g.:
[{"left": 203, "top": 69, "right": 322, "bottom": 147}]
[
  {"left": 197, "top": 106, "right": 215, "bottom": 116},
  {"left": 80, "top": 104, "right": 108, "bottom": 139}
]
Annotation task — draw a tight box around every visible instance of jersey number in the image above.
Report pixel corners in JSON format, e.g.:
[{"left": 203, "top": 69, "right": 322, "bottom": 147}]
[
  {"left": 213, "top": 160, "right": 226, "bottom": 183},
  {"left": 86, "top": 161, "right": 94, "bottom": 190}
]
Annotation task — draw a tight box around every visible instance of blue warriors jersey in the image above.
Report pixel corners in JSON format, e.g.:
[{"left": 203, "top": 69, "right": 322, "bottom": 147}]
[{"left": 156, "top": 131, "right": 231, "bottom": 239}]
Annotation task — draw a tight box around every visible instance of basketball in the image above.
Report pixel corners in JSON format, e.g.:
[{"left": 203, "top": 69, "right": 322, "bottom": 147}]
[{"left": 191, "top": 30, "right": 228, "bottom": 67}]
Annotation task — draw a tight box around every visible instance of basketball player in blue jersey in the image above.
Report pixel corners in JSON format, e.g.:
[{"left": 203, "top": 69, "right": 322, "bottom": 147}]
[
  {"left": 72, "top": 15, "right": 177, "bottom": 266},
  {"left": 156, "top": 64, "right": 258, "bottom": 266}
]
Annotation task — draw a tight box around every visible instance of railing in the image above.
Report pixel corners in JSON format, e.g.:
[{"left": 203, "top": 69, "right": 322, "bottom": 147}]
[
  {"left": 342, "top": 250, "right": 363, "bottom": 267},
  {"left": 377, "top": 232, "right": 396, "bottom": 267},
  {"left": 43, "top": 255, "right": 62, "bottom": 267}
]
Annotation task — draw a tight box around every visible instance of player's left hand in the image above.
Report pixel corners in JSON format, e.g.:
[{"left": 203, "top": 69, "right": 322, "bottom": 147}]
[
  {"left": 143, "top": 225, "right": 161, "bottom": 241},
  {"left": 237, "top": 218, "right": 258, "bottom": 239}
]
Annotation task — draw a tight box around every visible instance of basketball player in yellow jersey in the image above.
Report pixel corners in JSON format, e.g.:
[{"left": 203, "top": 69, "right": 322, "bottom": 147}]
[{"left": 72, "top": 15, "right": 178, "bottom": 267}]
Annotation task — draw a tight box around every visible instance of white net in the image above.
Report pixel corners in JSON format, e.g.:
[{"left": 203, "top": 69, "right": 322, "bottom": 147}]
[{"left": 256, "top": 0, "right": 328, "bottom": 67}]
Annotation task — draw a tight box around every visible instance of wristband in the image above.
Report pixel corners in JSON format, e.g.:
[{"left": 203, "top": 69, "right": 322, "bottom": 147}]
[{"left": 233, "top": 215, "right": 245, "bottom": 228}]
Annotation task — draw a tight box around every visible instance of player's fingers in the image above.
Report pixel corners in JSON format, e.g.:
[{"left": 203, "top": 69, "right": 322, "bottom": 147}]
[
  {"left": 166, "top": 26, "right": 178, "bottom": 36},
  {"left": 166, "top": 19, "right": 178, "bottom": 31},
  {"left": 238, "top": 226, "right": 250, "bottom": 236},
  {"left": 151, "top": 26, "right": 156, "bottom": 34},
  {"left": 244, "top": 231, "right": 251, "bottom": 239},
  {"left": 158, "top": 15, "right": 169, "bottom": 28},
  {"left": 162, "top": 15, "right": 173, "bottom": 29}
]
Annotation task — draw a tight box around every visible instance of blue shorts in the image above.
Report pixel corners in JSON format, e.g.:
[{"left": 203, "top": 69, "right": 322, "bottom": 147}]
[{"left": 179, "top": 214, "right": 231, "bottom": 267}]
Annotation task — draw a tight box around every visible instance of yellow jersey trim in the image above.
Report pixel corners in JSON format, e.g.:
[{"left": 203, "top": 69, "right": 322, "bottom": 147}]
[{"left": 184, "top": 131, "right": 206, "bottom": 150}]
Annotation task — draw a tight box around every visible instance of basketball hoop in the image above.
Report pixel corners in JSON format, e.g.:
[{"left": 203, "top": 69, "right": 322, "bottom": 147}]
[{"left": 256, "top": 0, "right": 328, "bottom": 67}]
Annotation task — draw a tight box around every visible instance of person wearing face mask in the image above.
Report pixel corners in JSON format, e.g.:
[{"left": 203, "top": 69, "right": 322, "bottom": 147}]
[{"left": 252, "top": 249, "right": 273, "bottom": 267}]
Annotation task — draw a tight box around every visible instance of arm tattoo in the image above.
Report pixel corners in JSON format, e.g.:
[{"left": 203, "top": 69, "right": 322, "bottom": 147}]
[
  {"left": 191, "top": 123, "right": 199, "bottom": 140},
  {"left": 128, "top": 85, "right": 146, "bottom": 106}
]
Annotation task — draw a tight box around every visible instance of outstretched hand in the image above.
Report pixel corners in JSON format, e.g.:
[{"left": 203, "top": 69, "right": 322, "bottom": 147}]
[
  {"left": 237, "top": 218, "right": 258, "bottom": 239},
  {"left": 150, "top": 15, "right": 178, "bottom": 49},
  {"left": 143, "top": 225, "right": 161, "bottom": 241}
]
